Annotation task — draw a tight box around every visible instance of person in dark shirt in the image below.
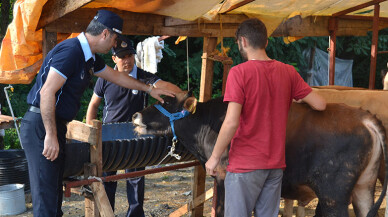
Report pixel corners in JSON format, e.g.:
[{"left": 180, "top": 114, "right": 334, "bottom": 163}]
[
  {"left": 86, "top": 36, "right": 181, "bottom": 217},
  {"left": 20, "top": 10, "right": 174, "bottom": 217}
]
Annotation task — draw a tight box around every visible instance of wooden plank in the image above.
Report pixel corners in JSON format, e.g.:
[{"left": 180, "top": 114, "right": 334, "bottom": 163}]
[
  {"left": 37, "top": 0, "right": 93, "bottom": 30},
  {"left": 332, "top": 0, "right": 387, "bottom": 17},
  {"left": 66, "top": 120, "right": 98, "bottom": 144},
  {"left": 313, "top": 88, "right": 388, "bottom": 129},
  {"left": 199, "top": 37, "right": 217, "bottom": 102},
  {"left": 369, "top": 4, "right": 380, "bottom": 89},
  {"left": 169, "top": 188, "right": 214, "bottom": 217},
  {"left": 42, "top": 28, "right": 57, "bottom": 59},
  {"left": 90, "top": 182, "right": 114, "bottom": 217}
]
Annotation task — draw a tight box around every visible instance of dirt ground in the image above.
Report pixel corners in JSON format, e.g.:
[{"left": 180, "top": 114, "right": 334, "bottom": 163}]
[{"left": 9, "top": 164, "right": 388, "bottom": 217}]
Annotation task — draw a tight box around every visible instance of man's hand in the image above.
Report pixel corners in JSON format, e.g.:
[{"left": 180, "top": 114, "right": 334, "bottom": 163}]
[
  {"left": 42, "top": 134, "right": 60, "bottom": 161},
  {"left": 150, "top": 88, "right": 175, "bottom": 104},
  {"left": 205, "top": 155, "right": 220, "bottom": 176}
]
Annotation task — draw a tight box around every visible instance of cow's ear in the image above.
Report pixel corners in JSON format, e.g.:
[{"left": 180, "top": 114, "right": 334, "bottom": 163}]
[{"left": 183, "top": 97, "right": 197, "bottom": 114}]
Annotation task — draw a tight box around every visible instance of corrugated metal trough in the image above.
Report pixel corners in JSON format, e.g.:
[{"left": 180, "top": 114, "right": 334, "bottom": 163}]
[{"left": 64, "top": 122, "right": 196, "bottom": 177}]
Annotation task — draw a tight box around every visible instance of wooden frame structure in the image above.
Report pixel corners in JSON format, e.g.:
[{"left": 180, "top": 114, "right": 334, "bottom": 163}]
[{"left": 36, "top": 1, "right": 388, "bottom": 216}]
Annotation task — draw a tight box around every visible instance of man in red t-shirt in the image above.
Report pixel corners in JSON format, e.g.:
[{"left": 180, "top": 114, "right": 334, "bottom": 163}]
[{"left": 205, "top": 18, "right": 327, "bottom": 217}]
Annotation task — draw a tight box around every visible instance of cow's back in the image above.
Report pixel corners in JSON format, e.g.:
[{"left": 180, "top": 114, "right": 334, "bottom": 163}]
[{"left": 282, "top": 103, "right": 382, "bottom": 206}]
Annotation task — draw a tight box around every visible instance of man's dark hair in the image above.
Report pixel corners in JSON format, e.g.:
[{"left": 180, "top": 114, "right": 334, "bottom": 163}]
[
  {"left": 86, "top": 19, "right": 115, "bottom": 36},
  {"left": 235, "top": 18, "right": 267, "bottom": 49}
]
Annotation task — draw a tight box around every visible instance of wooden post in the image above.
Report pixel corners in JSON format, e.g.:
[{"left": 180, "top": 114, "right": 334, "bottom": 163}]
[
  {"left": 328, "top": 17, "right": 337, "bottom": 85},
  {"left": 200, "top": 37, "right": 217, "bottom": 102},
  {"left": 369, "top": 4, "right": 380, "bottom": 89},
  {"left": 192, "top": 37, "right": 217, "bottom": 217},
  {"left": 85, "top": 120, "right": 104, "bottom": 217},
  {"left": 84, "top": 164, "right": 99, "bottom": 217},
  {"left": 42, "top": 28, "right": 57, "bottom": 59}
]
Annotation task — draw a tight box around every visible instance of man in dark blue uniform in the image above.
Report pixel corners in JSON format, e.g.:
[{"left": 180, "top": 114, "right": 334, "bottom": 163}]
[
  {"left": 86, "top": 36, "right": 181, "bottom": 217},
  {"left": 20, "top": 10, "right": 174, "bottom": 217}
]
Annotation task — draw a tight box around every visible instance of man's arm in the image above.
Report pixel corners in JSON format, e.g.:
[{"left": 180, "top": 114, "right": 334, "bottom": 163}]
[
  {"left": 300, "top": 90, "right": 327, "bottom": 111},
  {"left": 97, "top": 66, "right": 174, "bottom": 103},
  {"left": 205, "top": 102, "right": 242, "bottom": 175},
  {"left": 154, "top": 80, "right": 182, "bottom": 94},
  {"left": 39, "top": 69, "right": 66, "bottom": 161},
  {"left": 86, "top": 93, "right": 102, "bottom": 125}
]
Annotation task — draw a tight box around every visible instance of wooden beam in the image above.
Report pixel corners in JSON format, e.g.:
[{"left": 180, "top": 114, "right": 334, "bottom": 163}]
[
  {"left": 200, "top": 37, "right": 217, "bottom": 102},
  {"left": 191, "top": 166, "right": 207, "bottom": 217},
  {"left": 328, "top": 18, "right": 338, "bottom": 85},
  {"left": 43, "top": 8, "right": 388, "bottom": 37},
  {"left": 169, "top": 188, "right": 214, "bottom": 217},
  {"left": 90, "top": 120, "right": 103, "bottom": 176},
  {"left": 332, "top": 0, "right": 387, "bottom": 17},
  {"left": 37, "top": 0, "right": 93, "bottom": 30},
  {"left": 90, "top": 181, "right": 114, "bottom": 217},
  {"left": 339, "top": 14, "right": 388, "bottom": 22},
  {"left": 165, "top": 14, "right": 248, "bottom": 27},
  {"left": 66, "top": 120, "right": 98, "bottom": 145},
  {"left": 84, "top": 164, "right": 99, "bottom": 217},
  {"left": 369, "top": 4, "right": 380, "bottom": 89}
]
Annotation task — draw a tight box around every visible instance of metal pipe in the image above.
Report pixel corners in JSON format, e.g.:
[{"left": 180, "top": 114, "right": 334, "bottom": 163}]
[
  {"left": 4, "top": 85, "right": 23, "bottom": 148},
  {"left": 64, "top": 160, "right": 201, "bottom": 197}
]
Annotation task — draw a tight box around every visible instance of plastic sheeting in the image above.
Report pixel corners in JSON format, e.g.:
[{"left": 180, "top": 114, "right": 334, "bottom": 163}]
[
  {"left": 303, "top": 47, "right": 353, "bottom": 87},
  {"left": 1, "top": 0, "right": 387, "bottom": 84}
]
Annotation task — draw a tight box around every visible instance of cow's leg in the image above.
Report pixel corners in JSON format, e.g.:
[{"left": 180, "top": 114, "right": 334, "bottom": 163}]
[
  {"left": 215, "top": 177, "right": 225, "bottom": 217},
  {"left": 351, "top": 182, "right": 376, "bottom": 217},
  {"left": 313, "top": 202, "right": 322, "bottom": 217},
  {"left": 283, "top": 199, "right": 294, "bottom": 217},
  {"left": 296, "top": 203, "right": 306, "bottom": 217},
  {"left": 313, "top": 199, "right": 349, "bottom": 217}
]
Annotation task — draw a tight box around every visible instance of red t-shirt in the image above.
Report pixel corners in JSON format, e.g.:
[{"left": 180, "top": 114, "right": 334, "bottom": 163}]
[{"left": 224, "top": 60, "right": 311, "bottom": 173}]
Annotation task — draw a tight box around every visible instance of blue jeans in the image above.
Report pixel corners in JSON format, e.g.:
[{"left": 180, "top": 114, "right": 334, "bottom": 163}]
[{"left": 103, "top": 168, "right": 145, "bottom": 217}]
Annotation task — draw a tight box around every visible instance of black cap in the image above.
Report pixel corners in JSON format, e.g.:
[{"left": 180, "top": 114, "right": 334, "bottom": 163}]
[
  {"left": 94, "top": 10, "right": 123, "bottom": 36},
  {"left": 111, "top": 37, "right": 136, "bottom": 58}
]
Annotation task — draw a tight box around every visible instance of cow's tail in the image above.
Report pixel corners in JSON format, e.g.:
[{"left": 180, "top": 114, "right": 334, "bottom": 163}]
[{"left": 366, "top": 116, "right": 388, "bottom": 217}]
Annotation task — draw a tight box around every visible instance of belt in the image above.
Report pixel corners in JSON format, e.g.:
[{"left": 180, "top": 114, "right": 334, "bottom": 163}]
[{"left": 29, "top": 106, "right": 40, "bottom": 114}]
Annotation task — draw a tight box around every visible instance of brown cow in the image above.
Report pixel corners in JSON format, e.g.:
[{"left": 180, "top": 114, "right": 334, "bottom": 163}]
[{"left": 133, "top": 91, "right": 388, "bottom": 217}]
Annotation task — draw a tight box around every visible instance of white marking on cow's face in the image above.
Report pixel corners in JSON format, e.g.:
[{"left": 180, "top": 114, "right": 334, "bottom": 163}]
[
  {"left": 133, "top": 113, "right": 147, "bottom": 134},
  {"left": 134, "top": 126, "right": 147, "bottom": 135}
]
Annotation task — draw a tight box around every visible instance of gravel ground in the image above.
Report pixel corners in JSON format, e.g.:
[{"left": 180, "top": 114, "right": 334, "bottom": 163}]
[{"left": 7, "top": 166, "right": 388, "bottom": 217}]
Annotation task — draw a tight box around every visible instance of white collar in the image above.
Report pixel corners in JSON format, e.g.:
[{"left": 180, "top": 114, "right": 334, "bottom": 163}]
[
  {"left": 113, "top": 64, "right": 138, "bottom": 79},
  {"left": 77, "top": 32, "right": 95, "bottom": 61}
]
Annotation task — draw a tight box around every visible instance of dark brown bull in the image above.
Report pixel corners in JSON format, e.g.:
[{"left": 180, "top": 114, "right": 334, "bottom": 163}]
[{"left": 132, "top": 91, "right": 388, "bottom": 217}]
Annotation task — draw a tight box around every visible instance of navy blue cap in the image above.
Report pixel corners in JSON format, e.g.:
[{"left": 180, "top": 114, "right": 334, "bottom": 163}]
[
  {"left": 94, "top": 10, "right": 123, "bottom": 35},
  {"left": 111, "top": 37, "right": 136, "bottom": 58}
]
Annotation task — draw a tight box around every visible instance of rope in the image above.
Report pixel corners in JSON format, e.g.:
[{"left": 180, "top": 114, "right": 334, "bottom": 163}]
[
  {"left": 88, "top": 176, "right": 103, "bottom": 183},
  {"left": 186, "top": 37, "right": 190, "bottom": 90}
]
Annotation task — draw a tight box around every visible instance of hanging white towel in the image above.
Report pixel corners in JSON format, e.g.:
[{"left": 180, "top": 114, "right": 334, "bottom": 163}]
[{"left": 135, "top": 36, "right": 164, "bottom": 74}]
